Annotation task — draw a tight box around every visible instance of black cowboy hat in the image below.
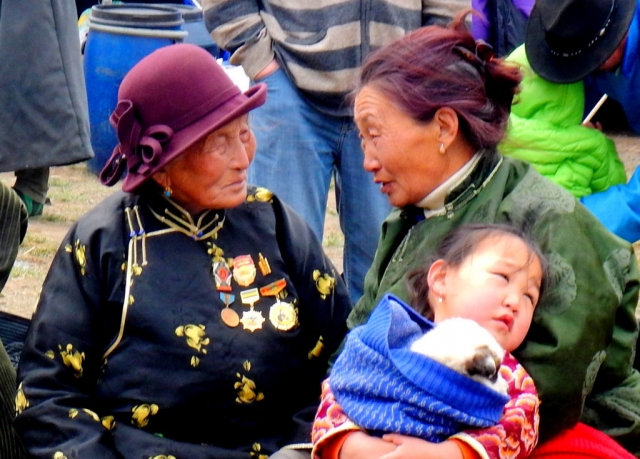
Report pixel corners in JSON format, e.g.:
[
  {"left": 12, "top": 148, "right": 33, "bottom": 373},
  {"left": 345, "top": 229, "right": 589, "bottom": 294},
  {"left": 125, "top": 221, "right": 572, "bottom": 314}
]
[{"left": 526, "top": 0, "right": 636, "bottom": 83}]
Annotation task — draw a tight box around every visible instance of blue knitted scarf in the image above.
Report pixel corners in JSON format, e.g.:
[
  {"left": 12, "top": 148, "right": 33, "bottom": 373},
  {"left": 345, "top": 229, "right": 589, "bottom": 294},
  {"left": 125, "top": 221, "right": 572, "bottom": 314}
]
[{"left": 330, "top": 294, "right": 510, "bottom": 441}]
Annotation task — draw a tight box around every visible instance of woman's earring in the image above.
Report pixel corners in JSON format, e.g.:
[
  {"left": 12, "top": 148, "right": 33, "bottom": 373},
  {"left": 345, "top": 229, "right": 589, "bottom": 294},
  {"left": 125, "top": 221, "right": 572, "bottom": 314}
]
[
  {"left": 437, "top": 296, "right": 443, "bottom": 303},
  {"left": 164, "top": 186, "right": 172, "bottom": 198},
  {"left": 439, "top": 143, "right": 446, "bottom": 155}
]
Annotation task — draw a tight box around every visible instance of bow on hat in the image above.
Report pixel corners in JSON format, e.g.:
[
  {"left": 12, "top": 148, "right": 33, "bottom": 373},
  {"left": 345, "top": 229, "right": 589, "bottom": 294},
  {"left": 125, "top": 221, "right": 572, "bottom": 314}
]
[{"left": 99, "top": 100, "right": 174, "bottom": 186}]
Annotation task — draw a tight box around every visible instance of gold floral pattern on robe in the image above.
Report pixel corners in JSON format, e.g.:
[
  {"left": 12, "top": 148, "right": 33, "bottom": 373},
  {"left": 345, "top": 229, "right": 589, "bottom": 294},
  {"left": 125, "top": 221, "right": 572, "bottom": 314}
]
[
  {"left": 65, "top": 239, "right": 87, "bottom": 275},
  {"left": 235, "top": 361, "right": 264, "bottom": 404},
  {"left": 312, "top": 270, "right": 335, "bottom": 299}
]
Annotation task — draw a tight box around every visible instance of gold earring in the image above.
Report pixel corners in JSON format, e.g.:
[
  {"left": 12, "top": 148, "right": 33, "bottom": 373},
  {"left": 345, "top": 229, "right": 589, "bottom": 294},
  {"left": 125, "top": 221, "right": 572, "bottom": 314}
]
[
  {"left": 164, "top": 186, "right": 172, "bottom": 198},
  {"left": 439, "top": 143, "right": 446, "bottom": 155}
]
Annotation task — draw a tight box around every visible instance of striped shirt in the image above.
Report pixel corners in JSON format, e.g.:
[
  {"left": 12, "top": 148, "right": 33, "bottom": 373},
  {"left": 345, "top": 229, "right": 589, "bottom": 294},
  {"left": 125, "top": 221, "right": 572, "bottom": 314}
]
[{"left": 202, "top": 0, "right": 470, "bottom": 115}]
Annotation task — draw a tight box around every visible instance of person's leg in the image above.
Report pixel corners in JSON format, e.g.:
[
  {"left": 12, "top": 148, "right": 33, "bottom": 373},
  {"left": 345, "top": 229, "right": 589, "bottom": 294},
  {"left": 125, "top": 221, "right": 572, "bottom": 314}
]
[
  {"left": 335, "top": 120, "right": 393, "bottom": 302},
  {"left": 269, "top": 449, "right": 311, "bottom": 459},
  {"left": 249, "top": 69, "right": 334, "bottom": 241},
  {"left": 0, "top": 182, "right": 27, "bottom": 293},
  {"left": 13, "top": 166, "right": 49, "bottom": 216}
]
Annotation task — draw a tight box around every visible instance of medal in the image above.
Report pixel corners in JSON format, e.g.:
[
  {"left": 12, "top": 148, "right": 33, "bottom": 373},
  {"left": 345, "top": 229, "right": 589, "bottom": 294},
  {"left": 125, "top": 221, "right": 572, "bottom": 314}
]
[
  {"left": 213, "top": 260, "right": 233, "bottom": 292},
  {"left": 269, "top": 301, "right": 298, "bottom": 331},
  {"left": 233, "top": 255, "right": 257, "bottom": 287},
  {"left": 260, "top": 279, "right": 299, "bottom": 331},
  {"left": 240, "top": 288, "right": 263, "bottom": 331},
  {"left": 240, "top": 309, "right": 265, "bottom": 332},
  {"left": 219, "top": 292, "right": 239, "bottom": 327},
  {"left": 258, "top": 253, "right": 271, "bottom": 276}
]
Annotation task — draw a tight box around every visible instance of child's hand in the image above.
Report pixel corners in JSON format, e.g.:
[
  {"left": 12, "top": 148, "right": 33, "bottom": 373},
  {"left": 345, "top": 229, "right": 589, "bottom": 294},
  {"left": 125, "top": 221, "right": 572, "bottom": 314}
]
[
  {"left": 379, "top": 434, "right": 464, "bottom": 459},
  {"left": 339, "top": 431, "right": 396, "bottom": 458}
]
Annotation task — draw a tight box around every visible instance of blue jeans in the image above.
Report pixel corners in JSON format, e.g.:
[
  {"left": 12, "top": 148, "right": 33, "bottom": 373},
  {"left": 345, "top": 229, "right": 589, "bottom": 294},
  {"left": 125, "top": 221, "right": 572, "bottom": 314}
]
[{"left": 249, "top": 69, "right": 392, "bottom": 302}]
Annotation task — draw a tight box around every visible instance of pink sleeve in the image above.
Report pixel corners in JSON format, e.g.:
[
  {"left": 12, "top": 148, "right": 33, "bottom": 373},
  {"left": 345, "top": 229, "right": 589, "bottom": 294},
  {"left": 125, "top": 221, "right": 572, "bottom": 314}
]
[
  {"left": 312, "top": 379, "right": 361, "bottom": 459},
  {"left": 451, "top": 353, "right": 540, "bottom": 459}
]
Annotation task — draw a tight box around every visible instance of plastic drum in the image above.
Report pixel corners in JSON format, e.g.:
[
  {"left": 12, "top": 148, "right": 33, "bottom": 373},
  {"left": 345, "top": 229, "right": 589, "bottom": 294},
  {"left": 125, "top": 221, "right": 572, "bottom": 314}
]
[
  {"left": 158, "top": 4, "right": 221, "bottom": 57},
  {"left": 83, "top": 4, "right": 186, "bottom": 174}
]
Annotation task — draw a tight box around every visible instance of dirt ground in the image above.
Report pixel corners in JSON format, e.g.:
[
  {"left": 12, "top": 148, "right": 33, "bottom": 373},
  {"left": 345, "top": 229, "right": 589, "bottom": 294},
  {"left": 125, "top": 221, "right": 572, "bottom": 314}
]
[{"left": 1, "top": 131, "right": 639, "bottom": 319}]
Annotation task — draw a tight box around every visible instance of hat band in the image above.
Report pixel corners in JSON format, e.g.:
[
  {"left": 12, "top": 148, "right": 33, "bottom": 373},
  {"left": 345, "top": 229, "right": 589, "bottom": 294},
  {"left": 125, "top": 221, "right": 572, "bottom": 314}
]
[{"left": 548, "top": 0, "right": 615, "bottom": 58}]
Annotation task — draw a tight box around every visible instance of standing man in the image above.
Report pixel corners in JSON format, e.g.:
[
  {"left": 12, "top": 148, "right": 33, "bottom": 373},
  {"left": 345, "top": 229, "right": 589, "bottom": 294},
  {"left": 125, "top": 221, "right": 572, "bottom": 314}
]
[
  {"left": 0, "top": 0, "right": 94, "bottom": 217},
  {"left": 202, "top": 0, "right": 469, "bottom": 302}
]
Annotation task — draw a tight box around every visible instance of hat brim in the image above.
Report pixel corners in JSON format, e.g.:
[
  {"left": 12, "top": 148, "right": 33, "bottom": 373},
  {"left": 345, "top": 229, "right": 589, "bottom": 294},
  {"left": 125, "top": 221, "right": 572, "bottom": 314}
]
[
  {"left": 122, "top": 82, "right": 267, "bottom": 192},
  {"left": 525, "top": 0, "right": 636, "bottom": 83}
]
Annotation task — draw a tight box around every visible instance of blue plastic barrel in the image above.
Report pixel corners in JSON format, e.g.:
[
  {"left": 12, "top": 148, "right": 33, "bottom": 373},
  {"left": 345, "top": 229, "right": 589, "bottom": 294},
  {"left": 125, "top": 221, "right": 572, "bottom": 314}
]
[
  {"left": 84, "top": 4, "right": 186, "bottom": 175},
  {"left": 158, "top": 4, "right": 221, "bottom": 57}
]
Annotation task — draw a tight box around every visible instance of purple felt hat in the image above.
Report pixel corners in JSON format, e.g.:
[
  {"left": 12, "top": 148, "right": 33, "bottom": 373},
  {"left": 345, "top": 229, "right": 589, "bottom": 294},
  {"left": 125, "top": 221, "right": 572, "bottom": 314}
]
[{"left": 99, "top": 43, "right": 267, "bottom": 192}]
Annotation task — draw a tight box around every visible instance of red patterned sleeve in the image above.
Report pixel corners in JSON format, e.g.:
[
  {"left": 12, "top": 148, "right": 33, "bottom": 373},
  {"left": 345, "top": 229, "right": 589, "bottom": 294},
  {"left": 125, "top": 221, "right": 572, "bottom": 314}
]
[
  {"left": 450, "top": 353, "right": 540, "bottom": 459},
  {"left": 312, "top": 379, "right": 362, "bottom": 459}
]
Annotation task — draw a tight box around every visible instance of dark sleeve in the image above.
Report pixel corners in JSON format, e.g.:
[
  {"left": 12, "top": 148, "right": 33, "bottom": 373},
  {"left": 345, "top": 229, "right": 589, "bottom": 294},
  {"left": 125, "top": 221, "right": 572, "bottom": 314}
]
[
  {"left": 271, "top": 196, "right": 352, "bottom": 446},
  {"left": 14, "top": 219, "right": 126, "bottom": 459}
]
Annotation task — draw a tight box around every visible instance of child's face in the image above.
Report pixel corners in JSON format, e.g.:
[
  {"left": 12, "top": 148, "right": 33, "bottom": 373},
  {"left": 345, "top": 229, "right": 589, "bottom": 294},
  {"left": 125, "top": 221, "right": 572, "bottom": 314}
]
[{"left": 429, "top": 234, "right": 543, "bottom": 353}]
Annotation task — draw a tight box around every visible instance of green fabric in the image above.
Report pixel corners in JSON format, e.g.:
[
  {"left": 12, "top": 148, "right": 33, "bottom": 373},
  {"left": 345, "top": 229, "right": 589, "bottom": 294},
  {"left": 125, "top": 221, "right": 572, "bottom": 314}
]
[
  {"left": 348, "top": 152, "right": 640, "bottom": 451},
  {"left": 499, "top": 45, "right": 627, "bottom": 198}
]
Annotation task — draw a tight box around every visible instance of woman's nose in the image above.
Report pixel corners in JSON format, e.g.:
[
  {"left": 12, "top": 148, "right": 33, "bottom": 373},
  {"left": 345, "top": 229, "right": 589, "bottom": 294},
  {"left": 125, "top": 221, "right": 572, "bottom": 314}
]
[{"left": 362, "top": 147, "right": 379, "bottom": 173}]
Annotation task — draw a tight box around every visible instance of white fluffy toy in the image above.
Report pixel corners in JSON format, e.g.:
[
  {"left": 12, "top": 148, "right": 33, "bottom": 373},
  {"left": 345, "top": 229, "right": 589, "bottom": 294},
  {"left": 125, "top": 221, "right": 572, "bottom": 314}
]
[{"left": 410, "top": 317, "right": 509, "bottom": 395}]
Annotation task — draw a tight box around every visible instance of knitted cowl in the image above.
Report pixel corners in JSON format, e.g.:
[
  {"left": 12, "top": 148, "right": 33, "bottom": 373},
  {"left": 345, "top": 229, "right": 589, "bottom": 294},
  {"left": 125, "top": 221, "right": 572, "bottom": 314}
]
[{"left": 330, "top": 294, "right": 509, "bottom": 441}]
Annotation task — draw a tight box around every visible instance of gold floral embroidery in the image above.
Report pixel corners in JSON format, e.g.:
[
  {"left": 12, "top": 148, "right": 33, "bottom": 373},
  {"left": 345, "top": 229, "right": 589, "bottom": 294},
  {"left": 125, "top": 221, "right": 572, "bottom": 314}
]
[
  {"left": 65, "top": 239, "right": 87, "bottom": 275},
  {"left": 15, "top": 383, "right": 28, "bottom": 415},
  {"left": 149, "top": 455, "right": 176, "bottom": 459},
  {"left": 132, "top": 403, "right": 159, "bottom": 428},
  {"left": 59, "top": 344, "right": 85, "bottom": 377},
  {"left": 175, "top": 324, "right": 210, "bottom": 353},
  {"left": 308, "top": 336, "right": 325, "bottom": 359},
  {"left": 250, "top": 442, "right": 269, "bottom": 459},
  {"left": 53, "top": 452, "right": 68, "bottom": 459},
  {"left": 45, "top": 350, "right": 55, "bottom": 359},
  {"left": 246, "top": 187, "right": 274, "bottom": 203},
  {"left": 235, "top": 361, "right": 264, "bottom": 404},
  {"left": 67, "top": 408, "right": 114, "bottom": 429},
  {"left": 312, "top": 270, "right": 335, "bottom": 299}
]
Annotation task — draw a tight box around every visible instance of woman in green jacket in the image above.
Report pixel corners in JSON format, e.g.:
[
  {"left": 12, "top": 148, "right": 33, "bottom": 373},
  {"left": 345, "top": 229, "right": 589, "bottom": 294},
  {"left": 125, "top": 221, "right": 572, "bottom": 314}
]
[{"left": 337, "top": 13, "right": 640, "bottom": 458}]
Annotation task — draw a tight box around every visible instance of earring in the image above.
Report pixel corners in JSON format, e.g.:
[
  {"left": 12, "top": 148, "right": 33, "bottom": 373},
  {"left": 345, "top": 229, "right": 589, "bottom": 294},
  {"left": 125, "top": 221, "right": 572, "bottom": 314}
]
[
  {"left": 439, "top": 143, "right": 446, "bottom": 155},
  {"left": 437, "top": 296, "right": 443, "bottom": 303},
  {"left": 164, "top": 186, "right": 172, "bottom": 198}
]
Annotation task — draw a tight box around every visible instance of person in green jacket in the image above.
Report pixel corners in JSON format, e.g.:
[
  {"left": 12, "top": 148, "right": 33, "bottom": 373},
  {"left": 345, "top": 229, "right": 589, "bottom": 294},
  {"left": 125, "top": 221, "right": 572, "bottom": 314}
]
[
  {"left": 337, "top": 13, "right": 640, "bottom": 458},
  {"left": 500, "top": 44, "right": 627, "bottom": 199}
]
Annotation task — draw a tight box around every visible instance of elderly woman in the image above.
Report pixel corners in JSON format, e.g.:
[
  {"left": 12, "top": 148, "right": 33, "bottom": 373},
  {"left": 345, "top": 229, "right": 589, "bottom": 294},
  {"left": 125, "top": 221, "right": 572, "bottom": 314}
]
[
  {"left": 316, "top": 13, "right": 640, "bottom": 459},
  {"left": 14, "top": 44, "right": 351, "bottom": 459}
]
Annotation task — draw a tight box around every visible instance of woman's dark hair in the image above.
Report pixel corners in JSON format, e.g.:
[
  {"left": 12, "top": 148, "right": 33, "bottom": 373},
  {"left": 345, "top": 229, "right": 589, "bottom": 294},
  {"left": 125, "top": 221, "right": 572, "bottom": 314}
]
[
  {"left": 406, "top": 223, "right": 549, "bottom": 319},
  {"left": 357, "top": 11, "right": 522, "bottom": 151}
]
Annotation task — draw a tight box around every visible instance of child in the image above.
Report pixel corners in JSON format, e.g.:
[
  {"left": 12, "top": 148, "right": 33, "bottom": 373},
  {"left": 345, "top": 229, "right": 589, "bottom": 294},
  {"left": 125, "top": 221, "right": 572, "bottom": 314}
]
[{"left": 313, "top": 223, "right": 546, "bottom": 459}]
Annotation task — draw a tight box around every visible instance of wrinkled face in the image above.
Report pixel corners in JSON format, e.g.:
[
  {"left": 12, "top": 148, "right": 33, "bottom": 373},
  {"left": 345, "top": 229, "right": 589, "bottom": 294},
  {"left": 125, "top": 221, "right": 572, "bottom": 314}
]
[
  {"left": 354, "top": 85, "right": 450, "bottom": 208},
  {"left": 430, "top": 235, "right": 543, "bottom": 352},
  {"left": 161, "top": 115, "right": 255, "bottom": 214}
]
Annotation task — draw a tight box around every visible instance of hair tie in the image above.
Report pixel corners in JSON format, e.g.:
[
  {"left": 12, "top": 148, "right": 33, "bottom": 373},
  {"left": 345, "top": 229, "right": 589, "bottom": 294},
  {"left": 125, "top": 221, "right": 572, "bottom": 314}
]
[{"left": 453, "top": 39, "right": 495, "bottom": 72}]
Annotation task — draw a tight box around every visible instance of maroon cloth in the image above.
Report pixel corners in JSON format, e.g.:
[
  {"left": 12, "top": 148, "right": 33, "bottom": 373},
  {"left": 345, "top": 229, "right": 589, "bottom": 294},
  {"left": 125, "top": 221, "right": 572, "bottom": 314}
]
[
  {"left": 531, "top": 423, "right": 635, "bottom": 459},
  {"left": 99, "top": 43, "right": 266, "bottom": 192}
]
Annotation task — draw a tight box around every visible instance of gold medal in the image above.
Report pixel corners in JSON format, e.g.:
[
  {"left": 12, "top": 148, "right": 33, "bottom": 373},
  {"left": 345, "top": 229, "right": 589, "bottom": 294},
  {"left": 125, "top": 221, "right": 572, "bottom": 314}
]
[
  {"left": 240, "top": 309, "right": 265, "bottom": 332},
  {"left": 269, "top": 301, "right": 298, "bottom": 331},
  {"left": 219, "top": 292, "right": 239, "bottom": 327},
  {"left": 233, "top": 255, "right": 256, "bottom": 287}
]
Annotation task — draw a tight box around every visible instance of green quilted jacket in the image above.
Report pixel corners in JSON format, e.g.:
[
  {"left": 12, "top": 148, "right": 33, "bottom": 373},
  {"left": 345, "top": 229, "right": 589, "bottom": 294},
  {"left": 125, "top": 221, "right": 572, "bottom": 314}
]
[
  {"left": 347, "top": 151, "right": 640, "bottom": 450},
  {"left": 499, "top": 45, "right": 627, "bottom": 198}
]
